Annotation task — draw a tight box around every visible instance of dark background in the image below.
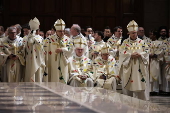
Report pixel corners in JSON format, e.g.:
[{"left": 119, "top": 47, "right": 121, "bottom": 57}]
[{"left": 0, "top": 0, "right": 169, "bottom": 36}]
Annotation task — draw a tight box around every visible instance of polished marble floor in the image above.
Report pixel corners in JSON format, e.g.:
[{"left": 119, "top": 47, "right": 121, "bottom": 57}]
[
  {"left": 0, "top": 82, "right": 169, "bottom": 113},
  {"left": 150, "top": 96, "right": 170, "bottom": 108}
]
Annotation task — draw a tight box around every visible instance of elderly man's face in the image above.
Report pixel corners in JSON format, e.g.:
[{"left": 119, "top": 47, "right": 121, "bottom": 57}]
[
  {"left": 70, "top": 27, "right": 78, "bottom": 36},
  {"left": 129, "top": 31, "right": 137, "bottom": 40},
  {"left": 64, "top": 30, "right": 70, "bottom": 38},
  {"left": 101, "top": 53, "right": 109, "bottom": 60},
  {"left": 8, "top": 29, "right": 17, "bottom": 40},
  {"left": 138, "top": 27, "right": 145, "bottom": 36},
  {"left": 56, "top": 30, "right": 64, "bottom": 38},
  {"left": 75, "top": 47, "right": 84, "bottom": 57}
]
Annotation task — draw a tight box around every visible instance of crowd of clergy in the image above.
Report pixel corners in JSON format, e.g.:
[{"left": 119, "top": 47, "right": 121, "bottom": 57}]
[{"left": 0, "top": 17, "right": 170, "bottom": 100}]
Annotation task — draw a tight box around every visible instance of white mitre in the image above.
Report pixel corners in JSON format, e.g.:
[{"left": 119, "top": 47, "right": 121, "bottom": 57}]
[
  {"left": 127, "top": 20, "right": 138, "bottom": 32},
  {"left": 29, "top": 17, "right": 40, "bottom": 31},
  {"left": 101, "top": 43, "right": 110, "bottom": 54},
  {"left": 54, "top": 19, "right": 65, "bottom": 30},
  {"left": 73, "top": 37, "right": 87, "bottom": 49}
]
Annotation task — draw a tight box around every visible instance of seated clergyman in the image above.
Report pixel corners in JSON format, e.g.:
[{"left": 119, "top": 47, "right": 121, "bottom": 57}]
[
  {"left": 68, "top": 38, "right": 94, "bottom": 87},
  {"left": 92, "top": 43, "right": 119, "bottom": 91}
]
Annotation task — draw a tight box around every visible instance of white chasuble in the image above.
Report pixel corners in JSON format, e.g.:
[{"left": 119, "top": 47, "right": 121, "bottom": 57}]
[
  {"left": 24, "top": 34, "right": 45, "bottom": 82},
  {"left": 0, "top": 37, "right": 24, "bottom": 82},
  {"left": 68, "top": 55, "right": 93, "bottom": 87},
  {"left": 119, "top": 37, "right": 149, "bottom": 92},
  {"left": 92, "top": 56, "right": 119, "bottom": 91},
  {"left": 44, "top": 34, "right": 72, "bottom": 83}
]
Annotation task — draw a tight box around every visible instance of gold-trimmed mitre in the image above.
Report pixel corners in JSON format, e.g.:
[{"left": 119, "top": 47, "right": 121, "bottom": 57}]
[
  {"left": 54, "top": 19, "right": 65, "bottom": 31},
  {"left": 73, "top": 37, "right": 87, "bottom": 49},
  {"left": 127, "top": 20, "right": 138, "bottom": 32},
  {"left": 101, "top": 43, "right": 110, "bottom": 54}
]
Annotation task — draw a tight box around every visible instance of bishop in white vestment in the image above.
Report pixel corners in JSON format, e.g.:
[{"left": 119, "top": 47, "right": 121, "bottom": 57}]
[
  {"left": 43, "top": 19, "right": 73, "bottom": 83},
  {"left": 0, "top": 27, "right": 24, "bottom": 82},
  {"left": 68, "top": 38, "right": 94, "bottom": 87},
  {"left": 70, "top": 24, "right": 89, "bottom": 57},
  {"left": 119, "top": 20, "right": 149, "bottom": 100},
  {"left": 92, "top": 43, "right": 119, "bottom": 91},
  {"left": 24, "top": 17, "right": 45, "bottom": 82}
]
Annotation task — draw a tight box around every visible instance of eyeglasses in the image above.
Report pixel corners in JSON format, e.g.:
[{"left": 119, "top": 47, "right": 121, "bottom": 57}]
[
  {"left": 117, "top": 31, "right": 123, "bottom": 32},
  {"left": 161, "top": 31, "right": 166, "bottom": 33}
]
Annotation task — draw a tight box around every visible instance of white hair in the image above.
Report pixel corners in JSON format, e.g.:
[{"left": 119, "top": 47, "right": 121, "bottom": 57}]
[
  {"left": 8, "top": 27, "right": 17, "bottom": 33},
  {"left": 65, "top": 28, "right": 70, "bottom": 33},
  {"left": 72, "top": 24, "right": 81, "bottom": 33}
]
